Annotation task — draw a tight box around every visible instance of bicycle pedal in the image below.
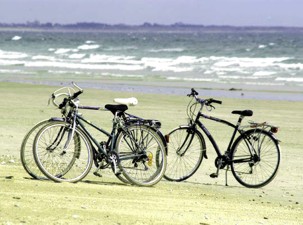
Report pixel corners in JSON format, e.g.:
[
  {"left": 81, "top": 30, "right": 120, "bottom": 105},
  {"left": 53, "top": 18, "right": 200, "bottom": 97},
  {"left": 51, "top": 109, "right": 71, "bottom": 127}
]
[
  {"left": 93, "top": 172, "right": 102, "bottom": 177},
  {"left": 210, "top": 173, "right": 218, "bottom": 178}
]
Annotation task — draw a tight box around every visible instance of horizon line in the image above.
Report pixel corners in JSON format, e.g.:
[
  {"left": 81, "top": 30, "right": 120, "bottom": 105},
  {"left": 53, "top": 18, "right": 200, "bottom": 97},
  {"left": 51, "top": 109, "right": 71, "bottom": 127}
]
[{"left": 0, "top": 21, "right": 303, "bottom": 29}]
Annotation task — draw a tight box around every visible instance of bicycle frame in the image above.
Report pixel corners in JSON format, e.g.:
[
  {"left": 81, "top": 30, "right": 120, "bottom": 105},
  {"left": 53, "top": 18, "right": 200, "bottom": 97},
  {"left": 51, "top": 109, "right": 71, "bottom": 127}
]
[
  {"left": 66, "top": 105, "right": 156, "bottom": 163},
  {"left": 76, "top": 113, "right": 114, "bottom": 156},
  {"left": 194, "top": 111, "right": 246, "bottom": 158}
]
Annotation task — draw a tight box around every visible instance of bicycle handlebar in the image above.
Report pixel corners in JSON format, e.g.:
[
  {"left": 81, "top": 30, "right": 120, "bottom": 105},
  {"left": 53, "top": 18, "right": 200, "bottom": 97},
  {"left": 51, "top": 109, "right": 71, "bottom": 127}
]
[
  {"left": 50, "top": 82, "right": 83, "bottom": 109},
  {"left": 187, "top": 88, "right": 222, "bottom": 106}
]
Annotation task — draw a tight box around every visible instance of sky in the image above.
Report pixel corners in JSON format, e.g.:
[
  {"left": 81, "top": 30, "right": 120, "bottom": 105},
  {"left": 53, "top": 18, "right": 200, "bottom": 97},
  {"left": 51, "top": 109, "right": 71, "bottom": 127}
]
[{"left": 0, "top": 0, "right": 302, "bottom": 27}]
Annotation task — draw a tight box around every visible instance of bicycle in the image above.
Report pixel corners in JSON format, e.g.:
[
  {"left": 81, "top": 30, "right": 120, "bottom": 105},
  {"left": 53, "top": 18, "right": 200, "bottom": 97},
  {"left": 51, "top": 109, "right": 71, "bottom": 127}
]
[
  {"left": 28, "top": 83, "right": 167, "bottom": 186},
  {"left": 164, "top": 88, "right": 280, "bottom": 188}
]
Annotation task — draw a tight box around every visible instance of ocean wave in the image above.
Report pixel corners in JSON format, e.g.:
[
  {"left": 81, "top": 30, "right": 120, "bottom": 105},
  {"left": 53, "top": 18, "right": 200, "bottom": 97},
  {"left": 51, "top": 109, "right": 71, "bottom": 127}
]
[
  {"left": 0, "top": 50, "right": 28, "bottom": 59},
  {"left": 32, "top": 55, "right": 56, "bottom": 61},
  {"left": 77, "top": 44, "right": 100, "bottom": 50},
  {"left": 104, "top": 46, "right": 138, "bottom": 51},
  {"left": 167, "top": 77, "right": 215, "bottom": 82},
  {"left": 82, "top": 54, "right": 140, "bottom": 65},
  {"left": 0, "top": 59, "right": 25, "bottom": 66},
  {"left": 85, "top": 40, "right": 95, "bottom": 44},
  {"left": 24, "top": 61, "right": 144, "bottom": 71},
  {"left": 54, "top": 48, "right": 74, "bottom": 54},
  {"left": 11, "top": 36, "right": 22, "bottom": 41},
  {"left": 69, "top": 53, "right": 86, "bottom": 59},
  {"left": 148, "top": 48, "right": 185, "bottom": 53},
  {"left": 252, "top": 71, "right": 277, "bottom": 77},
  {"left": 276, "top": 77, "right": 303, "bottom": 82}
]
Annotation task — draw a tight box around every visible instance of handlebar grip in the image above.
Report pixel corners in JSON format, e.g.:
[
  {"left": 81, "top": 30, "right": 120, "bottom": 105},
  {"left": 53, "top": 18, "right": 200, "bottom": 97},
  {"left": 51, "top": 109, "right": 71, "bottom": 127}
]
[
  {"left": 187, "top": 88, "right": 199, "bottom": 97},
  {"left": 211, "top": 99, "right": 222, "bottom": 104},
  {"left": 192, "top": 88, "right": 199, "bottom": 96},
  {"left": 72, "top": 90, "right": 83, "bottom": 99},
  {"left": 59, "top": 98, "right": 68, "bottom": 109}
]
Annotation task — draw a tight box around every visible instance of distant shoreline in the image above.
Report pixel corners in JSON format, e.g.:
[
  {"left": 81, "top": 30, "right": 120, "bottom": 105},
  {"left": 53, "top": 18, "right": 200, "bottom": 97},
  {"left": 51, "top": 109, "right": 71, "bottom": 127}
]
[{"left": 1, "top": 22, "right": 303, "bottom": 33}]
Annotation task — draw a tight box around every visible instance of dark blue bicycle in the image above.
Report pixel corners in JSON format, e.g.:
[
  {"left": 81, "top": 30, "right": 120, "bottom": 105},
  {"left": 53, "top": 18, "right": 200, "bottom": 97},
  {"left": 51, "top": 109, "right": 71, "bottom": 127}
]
[{"left": 164, "top": 88, "right": 280, "bottom": 188}]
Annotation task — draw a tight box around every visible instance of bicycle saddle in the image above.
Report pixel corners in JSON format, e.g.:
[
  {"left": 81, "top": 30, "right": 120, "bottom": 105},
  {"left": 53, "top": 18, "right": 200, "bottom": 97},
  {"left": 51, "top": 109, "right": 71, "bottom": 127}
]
[
  {"left": 105, "top": 104, "right": 128, "bottom": 114},
  {"left": 232, "top": 110, "right": 253, "bottom": 117}
]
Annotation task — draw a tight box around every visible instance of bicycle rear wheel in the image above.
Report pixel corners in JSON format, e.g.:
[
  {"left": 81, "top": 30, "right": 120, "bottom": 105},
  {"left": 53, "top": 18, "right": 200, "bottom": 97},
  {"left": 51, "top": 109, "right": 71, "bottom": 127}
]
[
  {"left": 33, "top": 121, "right": 93, "bottom": 183},
  {"left": 20, "top": 120, "right": 50, "bottom": 179},
  {"left": 115, "top": 124, "right": 167, "bottom": 186},
  {"left": 231, "top": 129, "right": 280, "bottom": 188},
  {"left": 164, "top": 126, "right": 205, "bottom": 182}
]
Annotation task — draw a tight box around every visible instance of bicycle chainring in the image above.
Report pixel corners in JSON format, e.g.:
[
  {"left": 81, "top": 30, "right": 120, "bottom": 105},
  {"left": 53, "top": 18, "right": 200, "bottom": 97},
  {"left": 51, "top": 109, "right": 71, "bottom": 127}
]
[{"left": 214, "top": 157, "right": 227, "bottom": 169}]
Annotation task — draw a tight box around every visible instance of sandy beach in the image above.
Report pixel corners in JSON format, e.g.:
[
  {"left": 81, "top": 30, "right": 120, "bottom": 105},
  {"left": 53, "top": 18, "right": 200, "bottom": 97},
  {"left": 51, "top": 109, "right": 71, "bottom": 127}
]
[{"left": 0, "top": 81, "right": 302, "bottom": 224}]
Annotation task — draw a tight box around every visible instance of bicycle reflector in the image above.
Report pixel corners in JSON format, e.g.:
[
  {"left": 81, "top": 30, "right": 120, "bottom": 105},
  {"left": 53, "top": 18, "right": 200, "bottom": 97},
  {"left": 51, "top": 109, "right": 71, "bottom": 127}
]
[{"left": 271, "top": 127, "right": 279, "bottom": 133}]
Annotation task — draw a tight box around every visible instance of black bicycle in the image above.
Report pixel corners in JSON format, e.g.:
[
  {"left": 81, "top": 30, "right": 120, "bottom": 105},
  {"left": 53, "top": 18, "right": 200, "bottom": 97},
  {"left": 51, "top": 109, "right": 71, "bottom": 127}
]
[
  {"left": 164, "top": 88, "right": 280, "bottom": 188},
  {"left": 25, "top": 83, "right": 167, "bottom": 186}
]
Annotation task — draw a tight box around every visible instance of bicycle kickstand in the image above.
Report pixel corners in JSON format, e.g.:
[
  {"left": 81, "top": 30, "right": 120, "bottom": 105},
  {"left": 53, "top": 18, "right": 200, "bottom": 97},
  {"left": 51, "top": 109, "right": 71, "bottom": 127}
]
[{"left": 225, "top": 165, "right": 230, "bottom": 186}]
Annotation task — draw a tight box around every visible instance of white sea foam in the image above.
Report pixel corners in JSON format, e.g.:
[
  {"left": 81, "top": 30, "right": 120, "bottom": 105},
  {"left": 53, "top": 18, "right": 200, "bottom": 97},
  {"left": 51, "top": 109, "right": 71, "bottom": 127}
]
[
  {"left": 276, "top": 77, "right": 303, "bottom": 82},
  {"left": 141, "top": 57, "right": 193, "bottom": 72},
  {"left": 211, "top": 56, "right": 291, "bottom": 69},
  {"left": 109, "top": 73, "right": 144, "bottom": 78},
  {"left": 85, "top": 40, "right": 95, "bottom": 44},
  {"left": 148, "top": 48, "right": 185, "bottom": 53},
  {"left": 77, "top": 44, "right": 100, "bottom": 50},
  {"left": 258, "top": 45, "right": 267, "bottom": 49},
  {"left": 32, "top": 55, "right": 56, "bottom": 61},
  {"left": 219, "top": 75, "right": 247, "bottom": 80},
  {"left": 173, "top": 56, "right": 199, "bottom": 64},
  {"left": 253, "top": 71, "right": 276, "bottom": 77},
  {"left": 82, "top": 54, "right": 140, "bottom": 65},
  {"left": 54, "top": 48, "right": 72, "bottom": 54},
  {"left": 0, "top": 59, "right": 25, "bottom": 66},
  {"left": 167, "top": 77, "right": 214, "bottom": 82},
  {"left": 0, "top": 50, "right": 28, "bottom": 59},
  {"left": 12, "top": 36, "right": 22, "bottom": 41},
  {"left": 278, "top": 63, "right": 303, "bottom": 70},
  {"left": 24, "top": 61, "right": 144, "bottom": 71},
  {"left": 104, "top": 46, "right": 138, "bottom": 51},
  {"left": 69, "top": 54, "right": 86, "bottom": 59}
]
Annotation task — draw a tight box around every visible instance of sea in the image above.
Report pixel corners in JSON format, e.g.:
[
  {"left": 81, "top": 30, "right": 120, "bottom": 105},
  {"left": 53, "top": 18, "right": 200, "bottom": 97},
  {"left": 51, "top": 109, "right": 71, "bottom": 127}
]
[{"left": 0, "top": 28, "right": 303, "bottom": 100}]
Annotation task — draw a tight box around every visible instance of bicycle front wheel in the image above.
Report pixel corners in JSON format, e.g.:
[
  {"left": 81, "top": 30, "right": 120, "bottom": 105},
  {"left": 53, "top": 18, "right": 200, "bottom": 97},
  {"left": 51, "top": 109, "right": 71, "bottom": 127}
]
[
  {"left": 164, "top": 126, "right": 205, "bottom": 182},
  {"left": 231, "top": 129, "right": 280, "bottom": 188},
  {"left": 33, "top": 121, "right": 93, "bottom": 183},
  {"left": 115, "top": 124, "right": 167, "bottom": 187},
  {"left": 20, "top": 120, "right": 50, "bottom": 179}
]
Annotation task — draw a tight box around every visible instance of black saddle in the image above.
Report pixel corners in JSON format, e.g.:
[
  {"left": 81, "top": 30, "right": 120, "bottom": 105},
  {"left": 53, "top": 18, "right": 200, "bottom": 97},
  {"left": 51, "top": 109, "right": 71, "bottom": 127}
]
[
  {"left": 105, "top": 104, "right": 128, "bottom": 114},
  {"left": 232, "top": 110, "right": 253, "bottom": 117}
]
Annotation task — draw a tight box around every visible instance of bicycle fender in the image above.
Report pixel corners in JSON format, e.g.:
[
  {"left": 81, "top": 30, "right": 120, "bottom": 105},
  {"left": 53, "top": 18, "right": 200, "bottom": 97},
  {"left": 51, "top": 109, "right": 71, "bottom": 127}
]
[{"left": 48, "top": 117, "right": 65, "bottom": 122}]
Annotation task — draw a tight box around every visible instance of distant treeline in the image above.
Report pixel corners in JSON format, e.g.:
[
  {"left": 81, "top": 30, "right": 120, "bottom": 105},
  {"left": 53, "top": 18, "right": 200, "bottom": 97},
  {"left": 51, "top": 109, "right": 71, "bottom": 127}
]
[{"left": 1, "top": 21, "right": 303, "bottom": 32}]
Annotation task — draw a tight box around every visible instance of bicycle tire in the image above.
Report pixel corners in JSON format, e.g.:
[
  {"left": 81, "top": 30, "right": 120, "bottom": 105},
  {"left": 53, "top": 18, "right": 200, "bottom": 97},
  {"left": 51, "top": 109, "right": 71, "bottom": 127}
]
[
  {"left": 20, "top": 120, "right": 50, "bottom": 179},
  {"left": 164, "top": 126, "right": 205, "bottom": 182},
  {"left": 33, "top": 121, "right": 93, "bottom": 183},
  {"left": 115, "top": 124, "right": 167, "bottom": 187},
  {"left": 230, "top": 129, "right": 280, "bottom": 188}
]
